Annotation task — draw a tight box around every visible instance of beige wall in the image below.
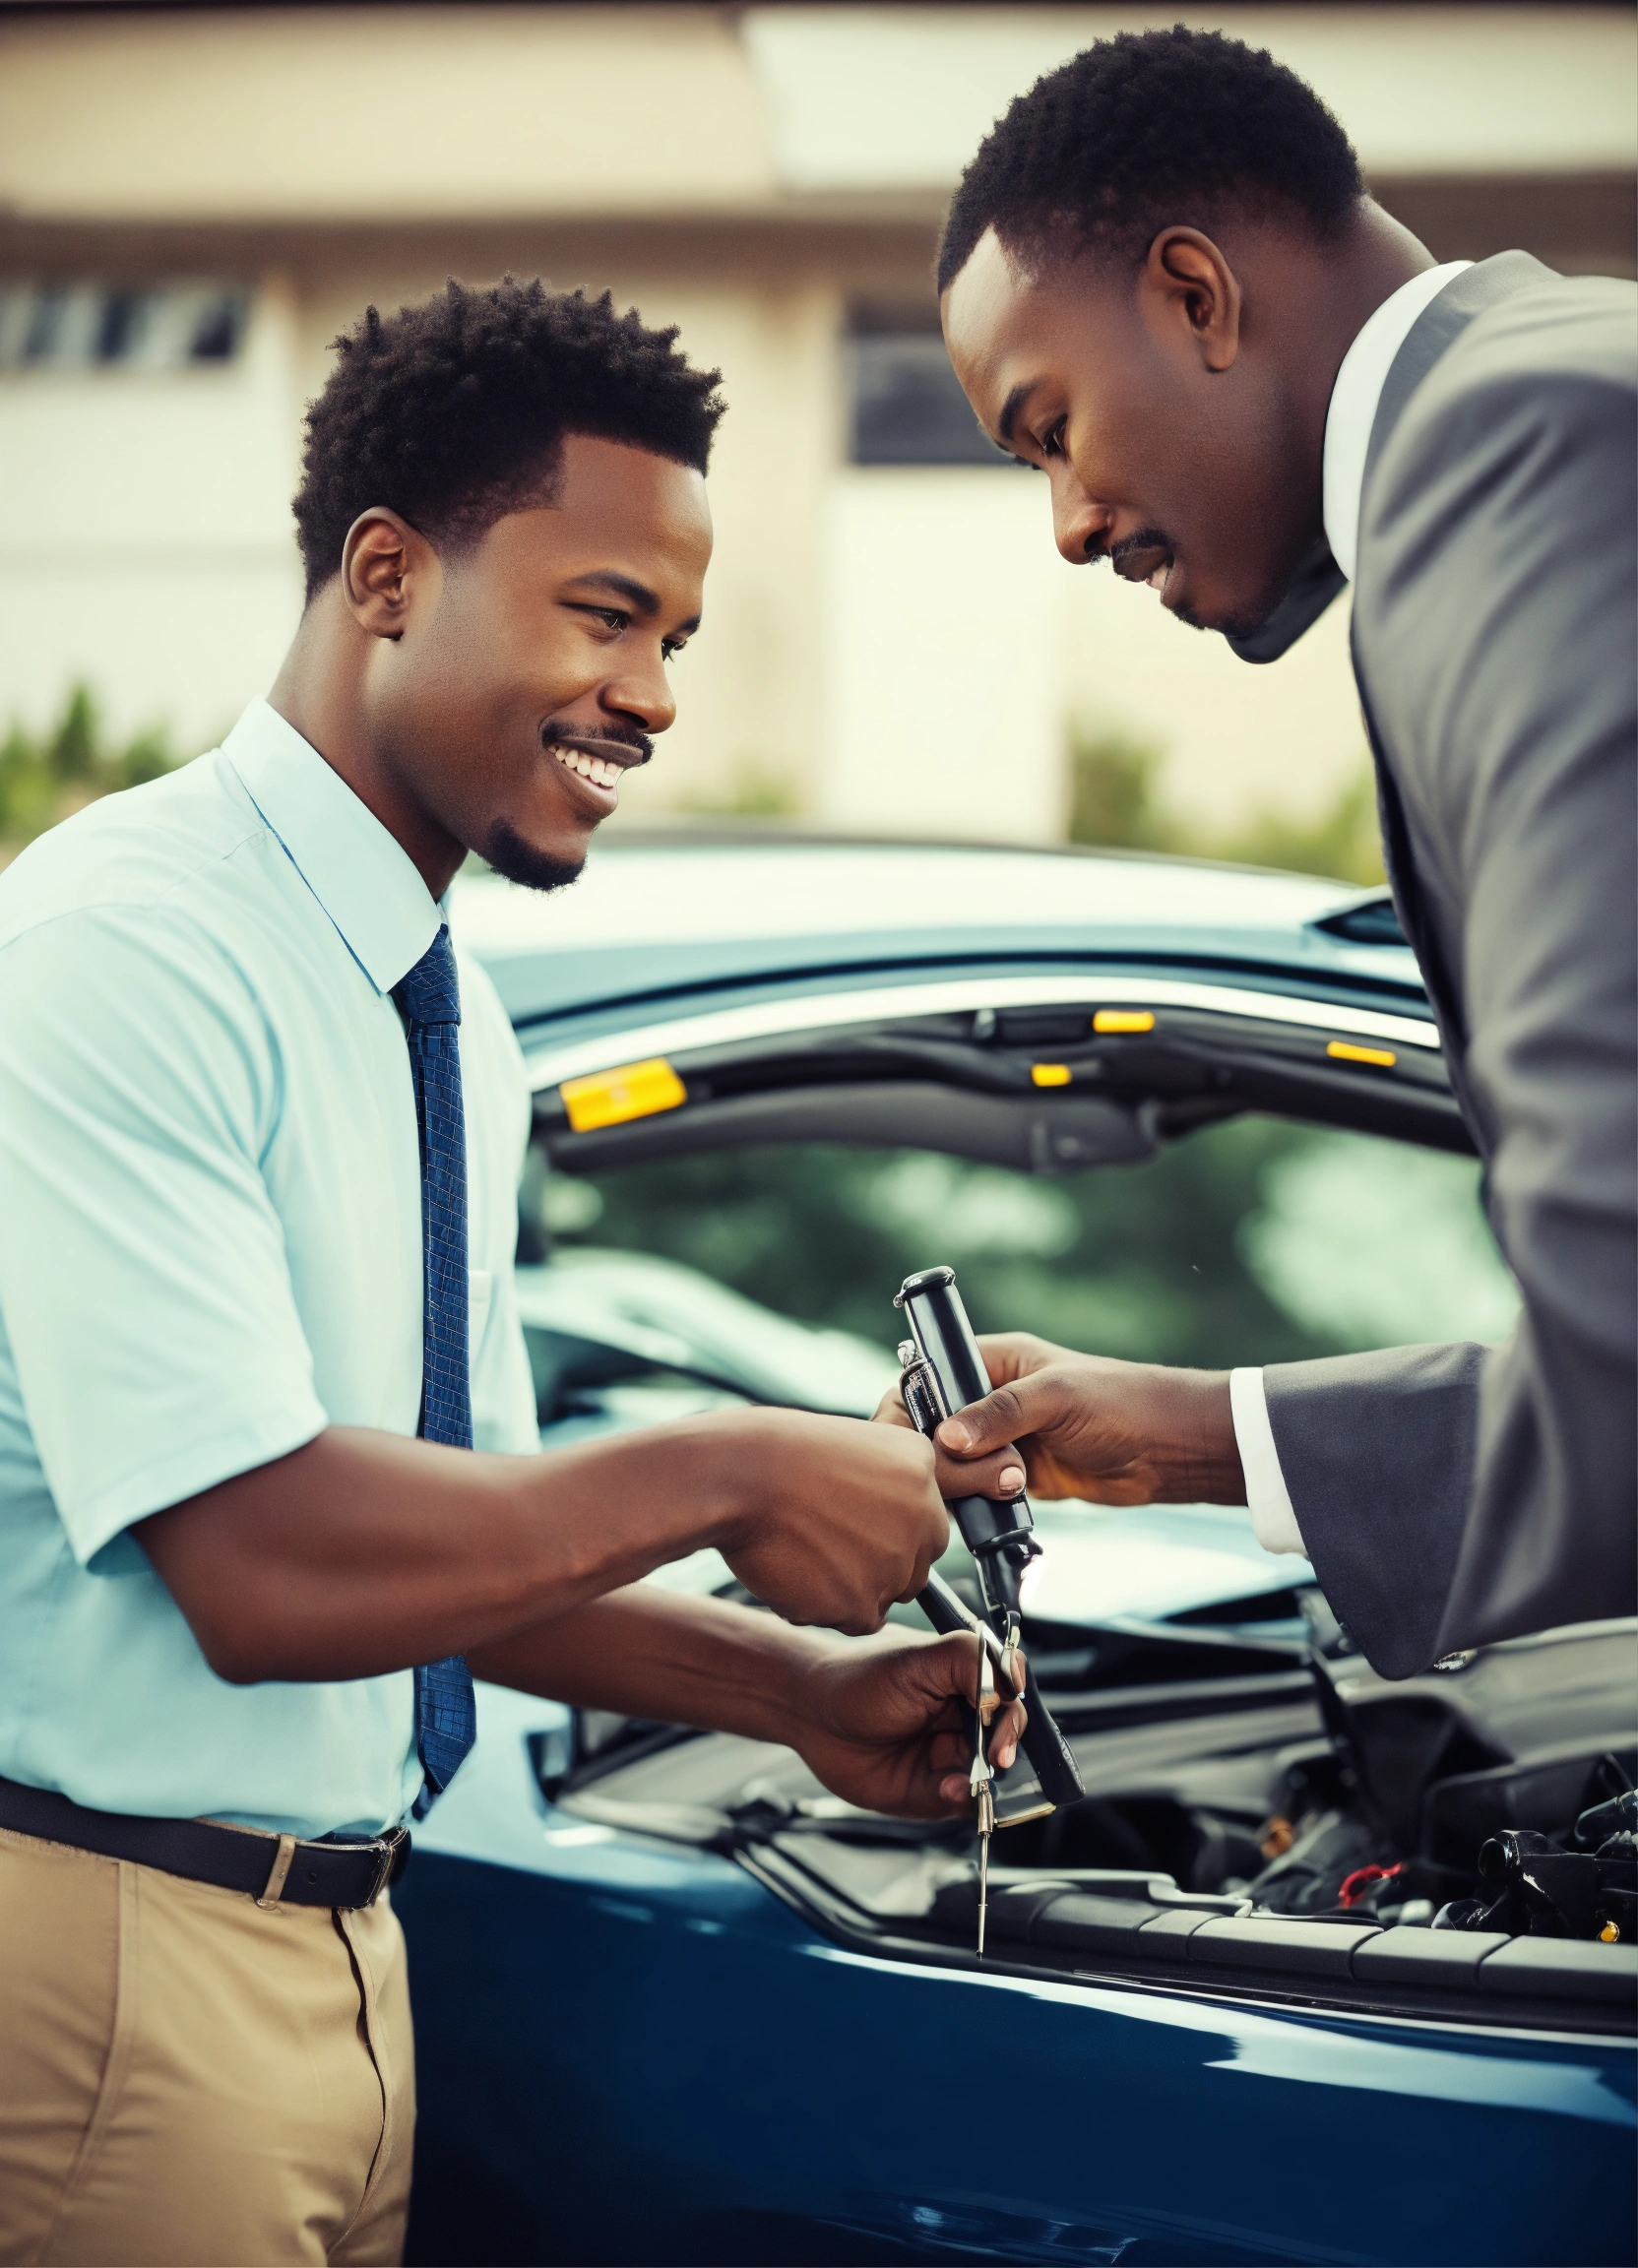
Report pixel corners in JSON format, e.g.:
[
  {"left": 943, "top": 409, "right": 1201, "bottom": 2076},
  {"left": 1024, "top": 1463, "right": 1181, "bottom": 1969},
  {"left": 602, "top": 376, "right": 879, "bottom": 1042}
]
[
  {"left": 0, "top": 273, "right": 305, "bottom": 749},
  {"left": 1, "top": 4, "right": 1630, "bottom": 841},
  {"left": 0, "top": 8, "right": 772, "bottom": 223},
  {"left": 4, "top": 5, "right": 1629, "bottom": 223}
]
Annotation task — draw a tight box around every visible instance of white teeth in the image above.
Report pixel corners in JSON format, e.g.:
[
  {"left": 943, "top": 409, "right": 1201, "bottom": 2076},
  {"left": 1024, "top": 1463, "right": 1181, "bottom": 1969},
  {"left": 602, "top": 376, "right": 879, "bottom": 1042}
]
[{"left": 555, "top": 745, "right": 620, "bottom": 791}]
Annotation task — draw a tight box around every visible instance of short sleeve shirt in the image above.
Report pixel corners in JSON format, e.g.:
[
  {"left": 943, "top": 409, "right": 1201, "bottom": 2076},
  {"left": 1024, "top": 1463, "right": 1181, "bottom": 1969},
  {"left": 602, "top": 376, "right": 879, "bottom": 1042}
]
[{"left": 0, "top": 699, "right": 539, "bottom": 1838}]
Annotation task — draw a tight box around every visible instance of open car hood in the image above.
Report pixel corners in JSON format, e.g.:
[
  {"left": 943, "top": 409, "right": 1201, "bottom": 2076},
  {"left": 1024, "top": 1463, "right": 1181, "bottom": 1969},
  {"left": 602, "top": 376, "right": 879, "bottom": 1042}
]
[{"left": 1022, "top": 1502, "right": 1311, "bottom": 1628}]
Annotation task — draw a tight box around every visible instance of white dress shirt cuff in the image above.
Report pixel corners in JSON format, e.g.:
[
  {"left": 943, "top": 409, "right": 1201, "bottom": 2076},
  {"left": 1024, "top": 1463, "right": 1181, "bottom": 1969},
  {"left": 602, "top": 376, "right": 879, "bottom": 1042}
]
[{"left": 1229, "top": 1367, "right": 1306, "bottom": 1556}]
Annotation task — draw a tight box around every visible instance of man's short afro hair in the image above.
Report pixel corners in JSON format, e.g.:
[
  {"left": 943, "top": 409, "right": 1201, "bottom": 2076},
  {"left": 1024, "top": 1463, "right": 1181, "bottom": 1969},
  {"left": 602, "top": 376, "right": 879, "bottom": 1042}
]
[
  {"left": 293, "top": 276, "right": 724, "bottom": 599},
  {"left": 938, "top": 25, "right": 1364, "bottom": 291}
]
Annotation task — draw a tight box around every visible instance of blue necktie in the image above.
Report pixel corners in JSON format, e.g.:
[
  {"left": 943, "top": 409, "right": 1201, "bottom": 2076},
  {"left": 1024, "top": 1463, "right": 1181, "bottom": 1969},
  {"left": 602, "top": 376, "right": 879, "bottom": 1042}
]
[{"left": 394, "top": 924, "right": 477, "bottom": 1805}]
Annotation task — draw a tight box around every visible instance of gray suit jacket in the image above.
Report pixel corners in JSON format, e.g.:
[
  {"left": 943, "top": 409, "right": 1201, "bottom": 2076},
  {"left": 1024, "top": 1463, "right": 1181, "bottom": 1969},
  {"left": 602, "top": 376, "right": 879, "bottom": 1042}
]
[{"left": 1261, "top": 253, "right": 1637, "bottom": 1679}]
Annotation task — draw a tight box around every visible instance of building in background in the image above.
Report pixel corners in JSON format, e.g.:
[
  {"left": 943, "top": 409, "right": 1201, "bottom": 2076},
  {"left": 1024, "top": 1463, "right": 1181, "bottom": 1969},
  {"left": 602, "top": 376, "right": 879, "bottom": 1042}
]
[{"left": 0, "top": 2, "right": 1632, "bottom": 850}]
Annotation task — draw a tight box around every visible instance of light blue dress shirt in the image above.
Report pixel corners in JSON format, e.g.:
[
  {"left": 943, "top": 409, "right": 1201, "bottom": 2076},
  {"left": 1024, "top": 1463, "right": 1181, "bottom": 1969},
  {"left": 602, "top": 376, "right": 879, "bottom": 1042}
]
[{"left": 0, "top": 698, "right": 538, "bottom": 1838}]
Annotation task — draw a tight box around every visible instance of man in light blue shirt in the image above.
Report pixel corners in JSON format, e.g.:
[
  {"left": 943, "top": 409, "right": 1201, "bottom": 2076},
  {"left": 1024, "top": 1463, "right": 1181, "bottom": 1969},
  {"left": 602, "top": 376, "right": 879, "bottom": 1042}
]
[{"left": 0, "top": 280, "right": 1021, "bottom": 2266}]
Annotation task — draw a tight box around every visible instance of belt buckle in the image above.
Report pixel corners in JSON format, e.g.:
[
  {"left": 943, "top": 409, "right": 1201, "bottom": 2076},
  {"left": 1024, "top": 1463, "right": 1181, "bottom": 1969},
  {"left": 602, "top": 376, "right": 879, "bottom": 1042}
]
[{"left": 365, "top": 1826, "right": 409, "bottom": 1906}]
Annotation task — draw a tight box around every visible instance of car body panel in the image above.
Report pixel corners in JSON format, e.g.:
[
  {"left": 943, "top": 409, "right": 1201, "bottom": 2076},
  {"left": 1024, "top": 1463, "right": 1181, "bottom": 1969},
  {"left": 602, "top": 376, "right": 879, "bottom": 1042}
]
[
  {"left": 448, "top": 840, "right": 1426, "bottom": 1043},
  {"left": 516, "top": 968, "right": 1441, "bottom": 1095},
  {"left": 403, "top": 1689, "right": 1635, "bottom": 2268}
]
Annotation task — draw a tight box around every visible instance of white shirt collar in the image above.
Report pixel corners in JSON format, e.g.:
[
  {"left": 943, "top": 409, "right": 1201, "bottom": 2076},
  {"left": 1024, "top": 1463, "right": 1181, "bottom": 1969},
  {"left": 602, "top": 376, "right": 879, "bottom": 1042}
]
[
  {"left": 1322, "top": 261, "right": 1473, "bottom": 582},
  {"left": 222, "top": 696, "right": 442, "bottom": 995}
]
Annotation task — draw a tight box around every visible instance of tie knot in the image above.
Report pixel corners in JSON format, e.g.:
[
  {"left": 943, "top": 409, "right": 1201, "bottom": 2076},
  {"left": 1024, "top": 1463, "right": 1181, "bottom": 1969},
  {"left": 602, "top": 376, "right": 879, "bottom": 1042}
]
[{"left": 395, "top": 925, "right": 462, "bottom": 1029}]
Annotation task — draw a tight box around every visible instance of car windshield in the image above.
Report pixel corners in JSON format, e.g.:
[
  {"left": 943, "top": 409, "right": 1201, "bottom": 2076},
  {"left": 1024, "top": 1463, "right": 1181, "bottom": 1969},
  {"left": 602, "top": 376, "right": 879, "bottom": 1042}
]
[{"left": 534, "top": 1114, "right": 1519, "bottom": 1378}]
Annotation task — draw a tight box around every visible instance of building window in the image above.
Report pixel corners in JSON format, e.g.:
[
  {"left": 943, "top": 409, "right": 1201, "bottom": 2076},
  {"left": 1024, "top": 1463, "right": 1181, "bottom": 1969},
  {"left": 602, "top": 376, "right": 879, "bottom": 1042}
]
[
  {"left": 0, "top": 283, "right": 250, "bottom": 371},
  {"left": 847, "top": 303, "right": 1024, "bottom": 469}
]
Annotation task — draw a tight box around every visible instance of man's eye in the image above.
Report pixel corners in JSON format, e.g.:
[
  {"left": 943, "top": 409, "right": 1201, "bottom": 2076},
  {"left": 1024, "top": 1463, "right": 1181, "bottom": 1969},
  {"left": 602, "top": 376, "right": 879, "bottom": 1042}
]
[
  {"left": 595, "top": 607, "right": 627, "bottom": 633},
  {"left": 1037, "top": 416, "right": 1067, "bottom": 461},
  {"left": 662, "top": 638, "right": 688, "bottom": 662}
]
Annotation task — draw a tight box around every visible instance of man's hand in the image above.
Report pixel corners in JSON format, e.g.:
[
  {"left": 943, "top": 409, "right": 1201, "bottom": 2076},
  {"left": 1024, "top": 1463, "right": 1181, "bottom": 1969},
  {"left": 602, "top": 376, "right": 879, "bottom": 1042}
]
[
  {"left": 718, "top": 1410, "right": 949, "bottom": 1635},
  {"left": 875, "top": 1334, "right": 1244, "bottom": 1507},
  {"left": 789, "top": 1627, "right": 1028, "bottom": 1818},
  {"left": 474, "top": 1586, "right": 1024, "bottom": 1822}
]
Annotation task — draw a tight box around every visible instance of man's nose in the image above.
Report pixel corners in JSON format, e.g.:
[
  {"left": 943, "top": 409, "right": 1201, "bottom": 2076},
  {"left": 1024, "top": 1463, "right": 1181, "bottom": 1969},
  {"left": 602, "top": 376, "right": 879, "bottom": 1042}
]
[
  {"left": 601, "top": 662, "right": 676, "bottom": 736},
  {"left": 1052, "top": 473, "right": 1111, "bottom": 567}
]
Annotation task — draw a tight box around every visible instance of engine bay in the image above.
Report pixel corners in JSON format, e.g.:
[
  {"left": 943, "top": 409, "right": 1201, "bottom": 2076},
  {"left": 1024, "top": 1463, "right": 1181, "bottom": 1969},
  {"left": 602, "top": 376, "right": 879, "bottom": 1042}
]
[{"left": 547, "top": 1598, "right": 1637, "bottom": 2033}]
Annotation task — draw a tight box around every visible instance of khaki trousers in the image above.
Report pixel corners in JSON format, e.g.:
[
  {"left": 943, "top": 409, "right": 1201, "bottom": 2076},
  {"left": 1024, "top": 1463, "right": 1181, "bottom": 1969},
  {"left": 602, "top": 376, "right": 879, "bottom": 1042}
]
[{"left": 0, "top": 1827, "right": 415, "bottom": 2267}]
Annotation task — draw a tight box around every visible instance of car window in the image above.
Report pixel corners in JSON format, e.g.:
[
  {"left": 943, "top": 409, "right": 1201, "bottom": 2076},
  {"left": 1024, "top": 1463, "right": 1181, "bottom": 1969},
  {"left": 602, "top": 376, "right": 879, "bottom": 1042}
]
[{"left": 532, "top": 1114, "right": 1519, "bottom": 1370}]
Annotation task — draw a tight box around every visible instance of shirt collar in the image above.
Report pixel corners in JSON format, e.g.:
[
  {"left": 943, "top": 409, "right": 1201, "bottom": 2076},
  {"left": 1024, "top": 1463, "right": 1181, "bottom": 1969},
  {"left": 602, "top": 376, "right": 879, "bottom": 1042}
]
[
  {"left": 222, "top": 697, "right": 442, "bottom": 995},
  {"left": 1322, "top": 261, "right": 1473, "bottom": 583}
]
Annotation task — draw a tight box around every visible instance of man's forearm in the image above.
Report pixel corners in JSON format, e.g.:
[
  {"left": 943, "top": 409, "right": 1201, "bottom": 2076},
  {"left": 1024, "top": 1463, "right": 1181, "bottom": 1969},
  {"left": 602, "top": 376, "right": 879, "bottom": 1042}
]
[
  {"left": 470, "top": 1585, "right": 839, "bottom": 1747},
  {"left": 138, "top": 1401, "right": 946, "bottom": 1685},
  {"left": 139, "top": 1415, "right": 773, "bottom": 1685}
]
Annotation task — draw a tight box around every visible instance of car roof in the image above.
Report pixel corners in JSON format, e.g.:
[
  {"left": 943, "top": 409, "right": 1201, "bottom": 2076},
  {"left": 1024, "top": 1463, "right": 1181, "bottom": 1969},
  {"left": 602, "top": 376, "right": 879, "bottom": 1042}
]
[{"left": 450, "top": 829, "right": 1424, "bottom": 1044}]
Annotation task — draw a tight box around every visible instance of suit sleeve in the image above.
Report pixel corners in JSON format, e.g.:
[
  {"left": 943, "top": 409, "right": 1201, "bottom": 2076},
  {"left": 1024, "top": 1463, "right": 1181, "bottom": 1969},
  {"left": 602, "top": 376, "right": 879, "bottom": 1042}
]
[{"left": 1268, "top": 307, "right": 1636, "bottom": 1678}]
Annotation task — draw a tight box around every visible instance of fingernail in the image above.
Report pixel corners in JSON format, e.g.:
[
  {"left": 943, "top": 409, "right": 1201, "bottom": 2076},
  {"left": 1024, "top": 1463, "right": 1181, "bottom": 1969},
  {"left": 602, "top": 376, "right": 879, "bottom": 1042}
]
[
  {"left": 999, "top": 1465, "right": 1025, "bottom": 1495},
  {"left": 938, "top": 1419, "right": 971, "bottom": 1452}
]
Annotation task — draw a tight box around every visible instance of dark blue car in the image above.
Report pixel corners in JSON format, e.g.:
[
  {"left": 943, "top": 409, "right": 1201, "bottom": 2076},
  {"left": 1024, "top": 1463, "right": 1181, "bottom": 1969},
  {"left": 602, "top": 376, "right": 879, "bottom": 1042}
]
[{"left": 401, "top": 834, "right": 1635, "bottom": 2268}]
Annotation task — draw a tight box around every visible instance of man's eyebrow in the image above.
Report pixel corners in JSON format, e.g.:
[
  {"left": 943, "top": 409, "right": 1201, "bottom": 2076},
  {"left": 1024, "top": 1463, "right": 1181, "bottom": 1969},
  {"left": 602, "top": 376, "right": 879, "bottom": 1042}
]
[
  {"left": 567, "top": 570, "right": 662, "bottom": 615},
  {"left": 566, "top": 569, "right": 700, "bottom": 635},
  {"left": 996, "top": 381, "right": 1035, "bottom": 447}
]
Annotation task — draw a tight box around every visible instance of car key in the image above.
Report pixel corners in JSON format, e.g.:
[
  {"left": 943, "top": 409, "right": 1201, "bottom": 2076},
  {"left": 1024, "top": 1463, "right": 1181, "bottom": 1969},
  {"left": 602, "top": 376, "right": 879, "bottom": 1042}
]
[{"left": 972, "top": 1627, "right": 998, "bottom": 1957}]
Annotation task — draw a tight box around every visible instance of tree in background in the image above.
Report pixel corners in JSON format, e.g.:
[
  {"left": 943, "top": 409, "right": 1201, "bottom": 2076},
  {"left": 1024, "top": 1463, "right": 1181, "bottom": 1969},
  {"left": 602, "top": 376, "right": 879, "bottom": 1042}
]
[
  {"left": 1065, "top": 719, "right": 1386, "bottom": 887},
  {"left": 678, "top": 765, "right": 802, "bottom": 819},
  {"left": 0, "top": 685, "right": 182, "bottom": 865}
]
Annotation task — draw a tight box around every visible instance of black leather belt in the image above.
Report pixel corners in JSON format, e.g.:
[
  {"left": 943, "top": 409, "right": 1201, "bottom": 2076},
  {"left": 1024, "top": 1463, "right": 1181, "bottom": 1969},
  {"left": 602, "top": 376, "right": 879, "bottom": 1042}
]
[{"left": 0, "top": 1774, "right": 410, "bottom": 1909}]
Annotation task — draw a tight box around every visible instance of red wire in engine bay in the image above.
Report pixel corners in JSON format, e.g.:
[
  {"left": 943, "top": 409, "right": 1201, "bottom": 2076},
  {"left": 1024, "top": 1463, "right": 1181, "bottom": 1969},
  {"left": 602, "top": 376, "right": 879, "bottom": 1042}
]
[{"left": 1337, "top": 1861, "right": 1406, "bottom": 1909}]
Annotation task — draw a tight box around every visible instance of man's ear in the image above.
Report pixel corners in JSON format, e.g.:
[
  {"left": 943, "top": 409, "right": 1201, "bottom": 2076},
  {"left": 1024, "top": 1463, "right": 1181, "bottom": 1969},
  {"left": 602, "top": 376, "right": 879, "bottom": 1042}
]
[
  {"left": 341, "top": 508, "right": 438, "bottom": 641},
  {"left": 1139, "top": 228, "right": 1242, "bottom": 374}
]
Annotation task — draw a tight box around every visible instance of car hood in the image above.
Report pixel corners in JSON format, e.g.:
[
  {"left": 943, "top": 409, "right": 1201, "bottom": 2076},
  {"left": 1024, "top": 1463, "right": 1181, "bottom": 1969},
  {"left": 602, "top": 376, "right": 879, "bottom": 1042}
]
[{"left": 1021, "top": 1502, "right": 1311, "bottom": 1627}]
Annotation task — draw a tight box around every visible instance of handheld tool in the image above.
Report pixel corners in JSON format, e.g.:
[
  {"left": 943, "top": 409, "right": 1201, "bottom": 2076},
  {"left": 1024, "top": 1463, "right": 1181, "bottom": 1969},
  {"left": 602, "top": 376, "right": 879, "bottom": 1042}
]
[
  {"left": 894, "top": 1265, "right": 1085, "bottom": 1952},
  {"left": 972, "top": 1630, "right": 997, "bottom": 1957}
]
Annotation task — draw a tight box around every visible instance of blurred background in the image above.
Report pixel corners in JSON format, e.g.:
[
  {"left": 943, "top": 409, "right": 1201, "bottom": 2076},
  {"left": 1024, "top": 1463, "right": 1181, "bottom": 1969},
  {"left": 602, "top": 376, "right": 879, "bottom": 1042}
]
[
  {"left": 1, "top": 0, "right": 1632, "bottom": 876},
  {"left": 0, "top": 0, "right": 1626, "bottom": 1372}
]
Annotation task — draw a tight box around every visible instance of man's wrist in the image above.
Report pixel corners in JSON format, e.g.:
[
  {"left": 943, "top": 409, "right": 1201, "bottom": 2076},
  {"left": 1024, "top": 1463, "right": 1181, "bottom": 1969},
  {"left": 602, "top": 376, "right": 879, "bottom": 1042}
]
[
  {"left": 517, "top": 1405, "right": 788, "bottom": 1593},
  {"left": 670, "top": 1593, "right": 844, "bottom": 1750},
  {"left": 755, "top": 1619, "right": 849, "bottom": 1749},
  {"left": 1154, "top": 1367, "right": 1246, "bottom": 1504}
]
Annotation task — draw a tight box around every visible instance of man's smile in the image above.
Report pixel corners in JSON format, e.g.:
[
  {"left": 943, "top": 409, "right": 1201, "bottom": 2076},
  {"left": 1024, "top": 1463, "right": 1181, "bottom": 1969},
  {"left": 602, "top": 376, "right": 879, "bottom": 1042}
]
[
  {"left": 1104, "top": 527, "right": 1178, "bottom": 604},
  {"left": 541, "top": 725, "right": 653, "bottom": 813}
]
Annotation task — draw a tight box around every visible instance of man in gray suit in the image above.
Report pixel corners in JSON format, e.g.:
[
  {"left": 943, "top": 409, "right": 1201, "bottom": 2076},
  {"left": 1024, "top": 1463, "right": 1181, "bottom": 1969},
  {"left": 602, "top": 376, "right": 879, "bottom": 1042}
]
[{"left": 920, "top": 27, "right": 1635, "bottom": 1678}]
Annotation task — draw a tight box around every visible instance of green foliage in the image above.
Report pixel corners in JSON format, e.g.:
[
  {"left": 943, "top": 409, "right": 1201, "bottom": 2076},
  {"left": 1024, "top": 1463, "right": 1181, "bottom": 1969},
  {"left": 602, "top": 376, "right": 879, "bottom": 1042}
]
[
  {"left": 0, "top": 684, "right": 185, "bottom": 852},
  {"left": 1065, "top": 718, "right": 1385, "bottom": 887},
  {"left": 544, "top": 1115, "right": 1507, "bottom": 1373},
  {"left": 1218, "top": 771, "right": 1385, "bottom": 888},
  {"left": 48, "top": 684, "right": 100, "bottom": 785},
  {"left": 1064, "top": 724, "right": 1180, "bottom": 854},
  {"left": 678, "top": 766, "right": 803, "bottom": 819},
  {"left": 545, "top": 1118, "right": 1343, "bottom": 1370}
]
